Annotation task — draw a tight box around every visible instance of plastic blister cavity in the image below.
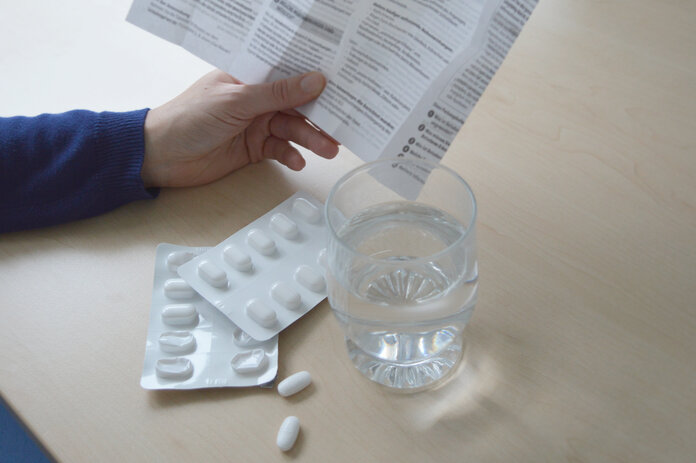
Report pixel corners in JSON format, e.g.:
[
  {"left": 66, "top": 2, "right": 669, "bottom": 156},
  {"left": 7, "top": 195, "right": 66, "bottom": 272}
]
[
  {"left": 270, "top": 213, "right": 299, "bottom": 239},
  {"left": 292, "top": 197, "right": 321, "bottom": 223},
  {"left": 140, "top": 243, "right": 278, "bottom": 390},
  {"left": 247, "top": 229, "right": 277, "bottom": 256},
  {"left": 230, "top": 349, "right": 268, "bottom": 373},
  {"left": 161, "top": 303, "right": 198, "bottom": 326},
  {"left": 224, "top": 245, "right": 253, "bottom": 272},
  {"left": 270, "top": 282, "right": 302, "bottom": 311},
  {"left": 197, "top": 260, "right": 228, "bottom": 288},
  {"left": 156, "top": 358, "right": 194, "bottom": 380},
  {"left": 246, "top": 299, "right": 278, "bottom": 328},
  {"left": 166, "top": 251, "right": 196, "bottom": 272},
  {"left": 177, "top": 192, "right": 329, "bottom": 341},
  {"left": 294, "top": 265, "right": 326, "bottom": 293},
  {"left": 159, "top": 331, "right": 197, "bottom": 354},
  {"left": 163, "top": 279, "right": 196, "bottom": 300}
]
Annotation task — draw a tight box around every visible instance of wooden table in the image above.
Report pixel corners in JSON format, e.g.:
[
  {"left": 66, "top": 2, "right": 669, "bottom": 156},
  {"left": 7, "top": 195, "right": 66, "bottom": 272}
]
[{"left": 2, "top": 0, "right": 695, "bottom": 461}]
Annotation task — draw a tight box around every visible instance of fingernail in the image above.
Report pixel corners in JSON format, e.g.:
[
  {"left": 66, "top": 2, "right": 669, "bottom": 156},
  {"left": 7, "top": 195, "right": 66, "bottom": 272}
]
[
  {"left": 300, "top": 72, "right": 325, "bottom": 94},
  {"left": 319, "top": 139, "right": 337, "bottom": 156},
  {"left": 290, "top": 154, "right": 306, "bottom": 171}
]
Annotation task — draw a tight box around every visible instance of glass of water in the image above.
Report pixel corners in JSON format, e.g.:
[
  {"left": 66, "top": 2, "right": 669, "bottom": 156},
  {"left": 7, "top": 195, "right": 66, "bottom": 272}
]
[{"left": 325, "top": 158, "right": 478, "bottom": 391}]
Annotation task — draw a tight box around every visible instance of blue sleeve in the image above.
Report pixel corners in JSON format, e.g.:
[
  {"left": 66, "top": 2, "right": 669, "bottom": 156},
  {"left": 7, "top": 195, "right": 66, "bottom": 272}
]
[{"left": 0, "top": 109, "right": 159, "bottom": 233}]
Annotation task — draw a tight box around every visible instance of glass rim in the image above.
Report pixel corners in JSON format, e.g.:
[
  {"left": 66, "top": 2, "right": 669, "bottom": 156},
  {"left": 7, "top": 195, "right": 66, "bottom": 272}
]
[{"left": 325, "top": 158, "right": 477, "bottom": 264}]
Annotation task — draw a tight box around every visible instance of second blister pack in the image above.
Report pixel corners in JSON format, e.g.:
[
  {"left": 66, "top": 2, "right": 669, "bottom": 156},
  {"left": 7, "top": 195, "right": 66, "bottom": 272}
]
[
  {"left": 177, "top": 192, "right": 328, "bottom": 341},
  {"left": 141, "top": 243, "right": 278, "bottom": 390}
]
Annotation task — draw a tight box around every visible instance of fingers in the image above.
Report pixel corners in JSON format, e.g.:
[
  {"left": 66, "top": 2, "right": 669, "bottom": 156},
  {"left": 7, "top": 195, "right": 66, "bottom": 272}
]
[
  {"left": 235, "top": 72, "right": 326, "bottom": 117},
  {"left": 280, "top": 109, "right": 341, "bottom": 146},
  {"left": 263, "top": 137, "right": 306, "bottom": 171},
  {"left": 269, "top": 113, "right": 339, "bottom": 158},
  {"left": 304, "top": 117, "right": 341, "bottom": 146}
]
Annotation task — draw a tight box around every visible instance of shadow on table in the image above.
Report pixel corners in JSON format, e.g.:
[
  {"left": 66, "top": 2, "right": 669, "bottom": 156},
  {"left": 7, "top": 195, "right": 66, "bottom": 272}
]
[{"left": 377, "top": 318, "right": 546, "bottom": 445}]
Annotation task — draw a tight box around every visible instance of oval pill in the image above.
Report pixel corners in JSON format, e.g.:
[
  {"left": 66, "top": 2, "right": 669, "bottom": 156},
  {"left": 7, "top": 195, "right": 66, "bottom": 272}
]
[
  {"left": 230, "top": 349, "right": 268, "bottom": 373},
  {"left": 158, "top": 331, "right": 197, "bottom": 354},
  {"left": 156, "top": 358, "right": 193, "bottom": 380},
  {"left": 292, "top": 198, "right": 321, "bottom": 223},
  {"left": 276, "top": 416, "right": 300, "bottom": 452},
  {"left": 277, "top": 371, "right": 312, "bottom": 397},
  {"left": 270, "top": 282, "right": 302, "bottom": 311},
  {"left": 295, "top": 265, "right": 326, "bottom": 292},
  {"left": 198, "top": 260, "right": 228, "bottom": 288},
  {"left": 223, "top": 245, "right": 253, "bottom": 272},
  {"left": 246, "top": 299, "right": 277, "bottom": 328},
  {"left": 270, "top": 213, "right": 299, "bottom": 240},
  {"left": 161, "top": 304, "right": 198, "bottom": 326},
  {"left": 166, "top": 251, "right": 196, "bottom": 272},
  {"left": 247, "top": 229, "right": 277, "bottom": 256},
  {"left": 163, "top": 278, "right": 196, "bottom": 300}
]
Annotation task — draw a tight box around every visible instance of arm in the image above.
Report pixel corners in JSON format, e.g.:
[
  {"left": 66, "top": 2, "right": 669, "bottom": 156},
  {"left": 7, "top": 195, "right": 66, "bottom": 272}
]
[
  {"left": 0, "top": 71, "right": 338, "bottom": 233},
  {"left": 0, "top": 109, "right": 154, "bottom": 233}
]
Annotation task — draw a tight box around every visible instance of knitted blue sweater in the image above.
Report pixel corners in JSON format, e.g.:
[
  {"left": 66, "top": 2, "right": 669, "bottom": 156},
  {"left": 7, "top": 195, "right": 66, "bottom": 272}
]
[{"left": 0, "top": 109, "right": 158, "bottom": 233}]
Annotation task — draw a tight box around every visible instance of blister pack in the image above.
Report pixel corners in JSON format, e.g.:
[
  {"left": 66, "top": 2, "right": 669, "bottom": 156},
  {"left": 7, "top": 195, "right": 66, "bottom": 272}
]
[
  {"left": 141, "top": 243, "right": 278, "bottom": 390},
  {"left": 177, "top": 192, "right": 328, "bottom": 341}
]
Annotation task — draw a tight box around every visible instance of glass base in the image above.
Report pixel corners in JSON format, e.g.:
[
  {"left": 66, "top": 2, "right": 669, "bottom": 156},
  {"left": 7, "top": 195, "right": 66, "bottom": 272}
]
[{"left": 345, "top": 335, "right": 464, "bottom": 392}]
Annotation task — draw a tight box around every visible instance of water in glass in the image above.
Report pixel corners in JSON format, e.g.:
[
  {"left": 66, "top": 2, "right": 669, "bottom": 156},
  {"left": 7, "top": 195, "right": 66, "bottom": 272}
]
[{"left": 328, "top": 201, "right": 477, "bottom": 390}]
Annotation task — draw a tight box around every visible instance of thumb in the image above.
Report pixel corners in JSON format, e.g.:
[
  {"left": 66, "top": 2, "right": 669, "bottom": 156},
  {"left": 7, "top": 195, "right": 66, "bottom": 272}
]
[{"left": 237, "top": 72, "right": 326, "bottom": 116}]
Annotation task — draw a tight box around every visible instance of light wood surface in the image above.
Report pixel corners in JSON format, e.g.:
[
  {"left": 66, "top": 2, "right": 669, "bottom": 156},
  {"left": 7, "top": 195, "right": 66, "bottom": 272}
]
[{"left": 2, "top": 0, "right": 695, "bottom": 461}]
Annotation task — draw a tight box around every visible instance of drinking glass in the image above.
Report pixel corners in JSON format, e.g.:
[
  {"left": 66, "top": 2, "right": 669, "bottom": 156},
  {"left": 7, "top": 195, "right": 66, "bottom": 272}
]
[{"left": 325, "top": 158, "right": 478, "bottom": 391}]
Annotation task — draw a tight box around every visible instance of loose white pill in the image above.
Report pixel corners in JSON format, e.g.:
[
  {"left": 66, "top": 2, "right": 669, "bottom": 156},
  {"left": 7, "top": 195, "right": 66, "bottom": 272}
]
[
  {"left": 161, "top": 304, "right": 198, "bottom": 326},
  {"left": 198, "top": 260, "right": 228, "bottom": 288},
  {"left": 246, "top": 299, "right": 277, "bottom": 328},
  {"left": 317, "top": 248, "right": 328, "bottom": 269},
  {"left": 270, "top": 213, "right": 299, "bottom": 240},
  {"left": 223, "top": 245, "right": 253, "bottom": 272},
  {"left": 295, "top": 265, "right": 326, "bottom": 292},
  {"left": 166, "top": 251, "right": 196, "bottom": 272},
  {"left": 292, "top": 198, "right": 321, "bottom": 223},
  {"left": 158, "top": 331, "right": 197, "bottom": 354},
  {"left": 230, "top": 349, "right": 268, "bottom": 373},
  {"left": 270, "top": 282, "right": 302, "bottom": 311},
  {"left": 156, "top": 358, "right": 193, "bottom": 380},
  {"left": 247, "top": 229, "right": 277, "bottom": 256},
  {"left": 276, "top": 416, "right": 300, "bottom": 452},
  {"left": 277, "top": 371, "right": 312, "bottom": 397},
  {"left": 163, "top": 278, "right": 196, "bottom": 300}
]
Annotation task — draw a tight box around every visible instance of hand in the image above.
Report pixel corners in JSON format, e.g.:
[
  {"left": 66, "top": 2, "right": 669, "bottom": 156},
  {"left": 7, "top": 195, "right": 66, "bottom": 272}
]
[{"left": 141, "top": 70, "right": 339, "bottom": 188}]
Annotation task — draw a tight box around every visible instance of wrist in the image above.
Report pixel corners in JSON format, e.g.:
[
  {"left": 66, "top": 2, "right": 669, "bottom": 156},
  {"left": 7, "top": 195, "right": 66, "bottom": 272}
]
[{"left": 142, "top": 108, "right": 167, "bottom": 188}]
